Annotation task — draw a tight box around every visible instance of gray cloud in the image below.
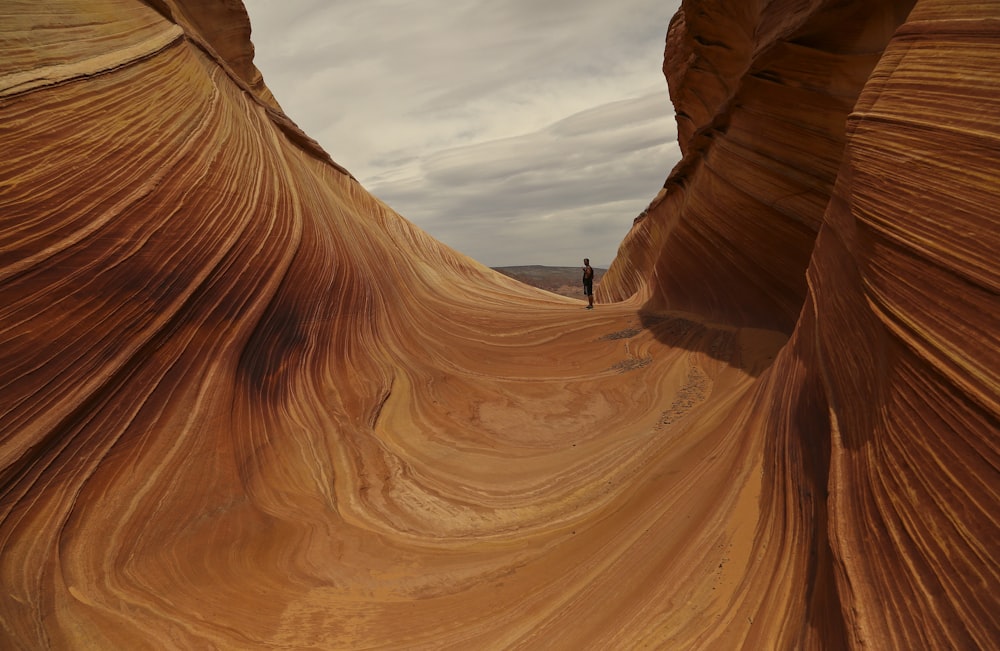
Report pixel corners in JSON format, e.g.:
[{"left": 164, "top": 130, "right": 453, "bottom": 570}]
[{"left": 243, "top": 0, "right": 683, "bottom": 267}]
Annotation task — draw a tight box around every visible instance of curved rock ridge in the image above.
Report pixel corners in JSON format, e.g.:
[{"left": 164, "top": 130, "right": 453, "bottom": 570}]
[
  {"left": 602, "top": 0, "right": 1000, "bottom": 649},
  {"left": 600, "top": 1, "right": 918, "bottom": 331},
  {"left": 0, "top": 1, "right": 997, "bottom": 650}
]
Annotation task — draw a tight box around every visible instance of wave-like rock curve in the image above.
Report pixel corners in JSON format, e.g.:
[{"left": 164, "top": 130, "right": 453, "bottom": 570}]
[{"left": 1, "top": 0, "right": 997, "bottom": 649}]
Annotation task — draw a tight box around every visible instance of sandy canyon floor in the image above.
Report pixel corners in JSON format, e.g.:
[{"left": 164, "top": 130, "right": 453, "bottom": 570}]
[{"left": 282, "top": 294, "right": 789, "bottom": 648}]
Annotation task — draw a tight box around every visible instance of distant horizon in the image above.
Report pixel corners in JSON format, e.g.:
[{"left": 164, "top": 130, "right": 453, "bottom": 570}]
[{"left": 491, "top": 263, "right": 610, "bottom": 271}]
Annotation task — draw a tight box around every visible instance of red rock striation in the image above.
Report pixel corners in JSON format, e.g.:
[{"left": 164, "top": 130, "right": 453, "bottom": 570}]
[
  {"left": 602, "top": 0, "right": 1000, "bottom": 648},
  {"left": 0, "top": 1, "right": 997, "bottom": 649}
]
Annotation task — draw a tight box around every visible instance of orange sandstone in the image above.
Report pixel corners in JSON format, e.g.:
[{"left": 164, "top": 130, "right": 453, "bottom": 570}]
[{"left": 0, "top": 1, "right": 996, "bottom": 649}]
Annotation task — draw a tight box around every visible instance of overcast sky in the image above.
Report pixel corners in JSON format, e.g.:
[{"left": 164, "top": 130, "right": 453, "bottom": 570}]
[{"left": 242, "top": 0, "right": 682, "bottom": 268}]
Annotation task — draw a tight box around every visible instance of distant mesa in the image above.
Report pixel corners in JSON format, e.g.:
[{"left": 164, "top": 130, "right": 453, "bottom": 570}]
[{"left": 492, "top": 265, "right": 607, "bottom": 298}]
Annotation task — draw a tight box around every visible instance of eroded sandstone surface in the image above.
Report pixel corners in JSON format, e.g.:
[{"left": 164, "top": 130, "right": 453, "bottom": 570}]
[{"left": 1, "top": 1, "right": 997, "bottom": 649}]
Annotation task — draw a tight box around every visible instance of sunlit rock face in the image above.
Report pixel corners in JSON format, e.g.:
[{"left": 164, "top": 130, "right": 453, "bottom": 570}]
[{"left": 0, "top": 1, "right": 996, "bottom": 650}]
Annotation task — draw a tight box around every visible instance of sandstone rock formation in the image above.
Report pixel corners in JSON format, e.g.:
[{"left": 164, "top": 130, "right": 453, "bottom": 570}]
[{"left": 1, "top": 1, "right": 996, "bottom": 649}]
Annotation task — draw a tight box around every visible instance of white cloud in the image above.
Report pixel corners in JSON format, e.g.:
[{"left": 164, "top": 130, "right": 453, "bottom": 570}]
[{"left": 243, "top": 0, "right": 683, "bottom": 267}]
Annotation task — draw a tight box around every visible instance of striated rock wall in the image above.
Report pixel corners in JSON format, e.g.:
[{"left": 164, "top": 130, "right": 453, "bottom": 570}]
[
  {"left": 600, "top": 1, "right": 918, "bottom": 332},
  {"left": 1, "top": 0, "right": 997, "bottom": 649},
  {"left": 603, "top": 0, "right": 999, "bottom": 648}
]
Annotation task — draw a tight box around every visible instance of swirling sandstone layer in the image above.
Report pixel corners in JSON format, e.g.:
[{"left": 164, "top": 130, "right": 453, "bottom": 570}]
[
  {"left": 602, "top": 0, "right": 1000, "bottom": 649},
  {"left": 0, "top": 1, "right": 997, "bottom": 650}
]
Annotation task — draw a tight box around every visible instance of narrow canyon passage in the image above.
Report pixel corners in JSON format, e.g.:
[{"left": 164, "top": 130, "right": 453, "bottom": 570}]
[{"left": 2, "top": 0, "right": 996, "bottom": 648}]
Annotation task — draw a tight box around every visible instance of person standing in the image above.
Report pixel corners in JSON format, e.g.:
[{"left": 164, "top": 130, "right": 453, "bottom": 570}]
[{"left": 582, "top": 258, "right": 595, "bottom": 309}]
